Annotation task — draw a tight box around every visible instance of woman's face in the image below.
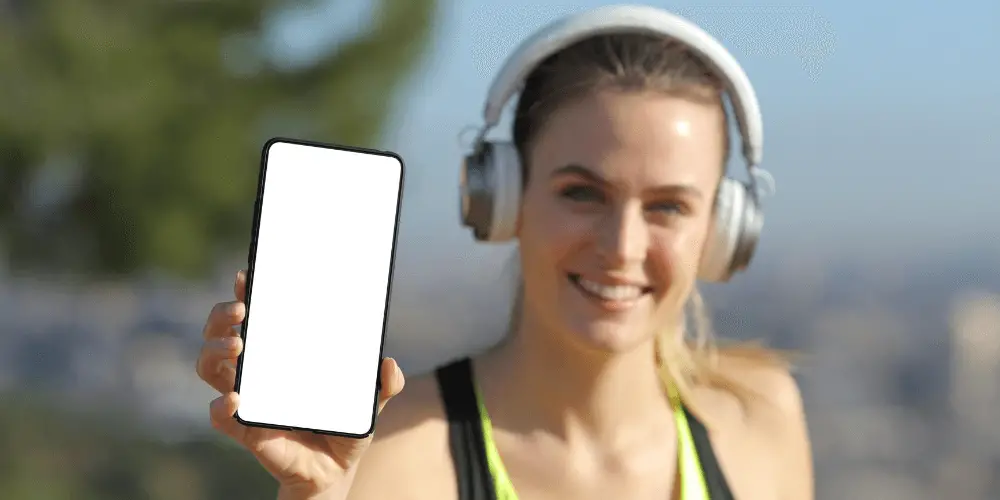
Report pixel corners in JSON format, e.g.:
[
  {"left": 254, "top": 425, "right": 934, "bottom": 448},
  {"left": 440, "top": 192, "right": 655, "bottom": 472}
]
[{"left": 517, "top": 89, "right": 726, "bottom": 353}]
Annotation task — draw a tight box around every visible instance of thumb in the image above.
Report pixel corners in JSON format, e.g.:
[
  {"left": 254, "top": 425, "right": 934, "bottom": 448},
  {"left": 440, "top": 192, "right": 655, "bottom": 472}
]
[{"left": 376, "top": 357, "right": 405, "bottom": 414}]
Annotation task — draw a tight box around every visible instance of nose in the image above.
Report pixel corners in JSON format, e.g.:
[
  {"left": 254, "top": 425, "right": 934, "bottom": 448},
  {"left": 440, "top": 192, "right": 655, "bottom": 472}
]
[{"left": 595, "top": 203, "right": 648, "bottom": 268}]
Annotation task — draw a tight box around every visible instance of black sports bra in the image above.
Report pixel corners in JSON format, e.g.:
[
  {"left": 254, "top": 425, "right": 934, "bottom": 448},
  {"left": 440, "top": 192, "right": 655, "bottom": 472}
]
[{"left": 434, "top": 358, "right": 735, "bottom": 499}]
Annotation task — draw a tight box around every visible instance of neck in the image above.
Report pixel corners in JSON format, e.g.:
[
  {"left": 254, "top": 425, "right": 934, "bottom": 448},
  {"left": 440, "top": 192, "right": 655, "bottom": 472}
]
[{"left": 478, "top": 310, "right": 675, "bottom": 447}]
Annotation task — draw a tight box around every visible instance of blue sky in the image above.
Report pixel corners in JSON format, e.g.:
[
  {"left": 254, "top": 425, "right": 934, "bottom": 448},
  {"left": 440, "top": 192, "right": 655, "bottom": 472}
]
[{"left": 268, "top": 0, "right": 999, "bottom": 268}]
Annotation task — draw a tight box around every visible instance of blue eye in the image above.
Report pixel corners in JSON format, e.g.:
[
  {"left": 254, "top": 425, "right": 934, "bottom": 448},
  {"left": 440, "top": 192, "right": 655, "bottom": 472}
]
[{"left": 560, "top": 185, "right": 604, "bottom": 202}]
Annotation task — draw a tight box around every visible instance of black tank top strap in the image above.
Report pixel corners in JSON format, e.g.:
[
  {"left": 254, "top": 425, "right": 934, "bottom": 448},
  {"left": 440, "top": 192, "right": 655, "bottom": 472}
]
[
  {"left": 435, "top": 357, "right": 497, "bottom": 500},
  {"left": 682, "top": 407, "right": 736, "bottom": 500}
]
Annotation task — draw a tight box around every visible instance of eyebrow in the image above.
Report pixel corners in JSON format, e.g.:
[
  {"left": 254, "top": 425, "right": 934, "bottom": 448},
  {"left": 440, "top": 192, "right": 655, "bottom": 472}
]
[
  {"left": 549, "top": 163, "right": 705, "bottom": 199},
  {"left": 550, "top": 164, "right": 608, "bottom": 184}
]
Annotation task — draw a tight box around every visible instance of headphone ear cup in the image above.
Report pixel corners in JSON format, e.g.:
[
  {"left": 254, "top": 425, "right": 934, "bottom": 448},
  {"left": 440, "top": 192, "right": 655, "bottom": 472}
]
[
  {"left": 459, "top": 141, "right": 522, "bottom": 242},
  {"left": 698, "top": 178, "right": 762, "bottom": 282}
]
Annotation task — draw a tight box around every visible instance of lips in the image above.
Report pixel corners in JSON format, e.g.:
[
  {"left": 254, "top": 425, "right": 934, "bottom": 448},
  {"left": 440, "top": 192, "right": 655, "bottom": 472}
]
[{"left": 567, "top": 273, "right": 653, "bottom": 302}]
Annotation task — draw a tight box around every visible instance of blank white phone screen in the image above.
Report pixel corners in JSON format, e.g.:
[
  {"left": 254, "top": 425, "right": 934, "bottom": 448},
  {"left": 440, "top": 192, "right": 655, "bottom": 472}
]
[{"left": 236, "top": 139, "right": 402, "bottom": 436}]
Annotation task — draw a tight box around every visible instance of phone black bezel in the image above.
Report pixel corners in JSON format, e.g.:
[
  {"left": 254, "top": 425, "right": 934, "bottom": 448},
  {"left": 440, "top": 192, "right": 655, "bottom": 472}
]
[{"left": 232, "top": 136, "right": 405, "bottom": 439}]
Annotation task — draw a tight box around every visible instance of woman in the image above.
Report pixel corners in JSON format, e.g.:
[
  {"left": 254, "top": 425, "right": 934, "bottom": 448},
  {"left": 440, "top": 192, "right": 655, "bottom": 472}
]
[{"left": 196, "top": 6, "right": 813, "bottom": 500}]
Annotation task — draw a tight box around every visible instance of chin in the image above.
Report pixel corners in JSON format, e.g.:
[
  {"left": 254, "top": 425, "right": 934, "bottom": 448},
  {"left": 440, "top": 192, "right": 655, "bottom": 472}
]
[{"left": 562, "top": 320, "right": 654, "bottom": 354}]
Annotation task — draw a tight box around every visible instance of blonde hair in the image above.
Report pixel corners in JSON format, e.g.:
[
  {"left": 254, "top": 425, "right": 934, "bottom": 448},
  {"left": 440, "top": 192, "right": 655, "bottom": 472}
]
[{"left": 510, "top": 33, "right": 791, "bottom": 415}]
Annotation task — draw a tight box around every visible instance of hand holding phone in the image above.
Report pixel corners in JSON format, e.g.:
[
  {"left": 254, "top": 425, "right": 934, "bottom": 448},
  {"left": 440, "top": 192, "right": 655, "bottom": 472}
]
[
  {"left": 196, "top": 271, "right": 407, "bottom": 498},
  {"left": 195, "top": 137, "right": 407, "bottom": 497}
]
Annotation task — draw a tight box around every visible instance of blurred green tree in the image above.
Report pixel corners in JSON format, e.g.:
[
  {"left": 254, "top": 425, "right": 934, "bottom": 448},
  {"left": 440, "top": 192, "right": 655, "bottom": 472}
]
[
  {"left": 0, "top": 393, "right": 278, "bottom": 499},
  {"left": 0, "top": 0, "right": 437, "bottom": 279}
]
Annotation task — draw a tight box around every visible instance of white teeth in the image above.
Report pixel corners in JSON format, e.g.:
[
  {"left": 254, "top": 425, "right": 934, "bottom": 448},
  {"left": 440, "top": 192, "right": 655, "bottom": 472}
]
[{"left": 576, "top": 277, "right": 643, "bottom": 301}]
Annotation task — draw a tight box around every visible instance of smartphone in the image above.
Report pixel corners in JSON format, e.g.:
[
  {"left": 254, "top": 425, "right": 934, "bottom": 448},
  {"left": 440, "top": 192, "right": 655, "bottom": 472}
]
[{"left": 233, "top": 137, "right": 404, "bottom": 438}]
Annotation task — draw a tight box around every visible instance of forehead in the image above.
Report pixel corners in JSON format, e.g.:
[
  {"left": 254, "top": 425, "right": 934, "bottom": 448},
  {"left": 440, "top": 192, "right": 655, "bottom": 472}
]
[{"left": 529, "top": 90, "right": 726, "bottom": 187}]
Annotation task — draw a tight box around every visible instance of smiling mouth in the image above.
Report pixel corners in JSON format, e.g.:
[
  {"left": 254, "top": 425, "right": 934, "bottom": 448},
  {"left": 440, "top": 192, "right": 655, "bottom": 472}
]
[{"left": 567, "top": 273, "right": 653, "bottom": 304}]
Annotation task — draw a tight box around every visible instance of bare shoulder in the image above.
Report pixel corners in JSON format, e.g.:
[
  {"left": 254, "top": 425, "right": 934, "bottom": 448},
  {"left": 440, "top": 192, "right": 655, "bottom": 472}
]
[
  {"left": 715, "top": 348, "right": 805, "bottom": 419},
  {"left": 348, "top": 370, "right": 457, "bottom": 500},
  {"left": 715, "top": 348, "right": 814, "bottom": 499}
]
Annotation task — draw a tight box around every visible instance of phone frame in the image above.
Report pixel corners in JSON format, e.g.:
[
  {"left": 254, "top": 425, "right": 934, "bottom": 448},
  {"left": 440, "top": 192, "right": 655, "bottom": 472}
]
[{"left": 232, "top": 136, "right": 405, "bottom": 438}]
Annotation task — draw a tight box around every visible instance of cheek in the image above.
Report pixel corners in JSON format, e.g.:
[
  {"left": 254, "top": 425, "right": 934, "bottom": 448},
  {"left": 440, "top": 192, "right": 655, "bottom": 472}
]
[
  {"left": 648, "top": 225, "right": 707, "bottom": 294},
  {"left": 678, "top": 223, "right": 710, "bottom": 266},
  {"left": 518, "top": 193, "right": 593, "bottom": 264}
]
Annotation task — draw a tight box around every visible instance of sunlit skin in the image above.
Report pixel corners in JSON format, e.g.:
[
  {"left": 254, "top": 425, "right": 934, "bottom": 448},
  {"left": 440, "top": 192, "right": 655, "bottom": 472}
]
[{"left": 196, "top": 89, "right": 813, "bottom": 500}]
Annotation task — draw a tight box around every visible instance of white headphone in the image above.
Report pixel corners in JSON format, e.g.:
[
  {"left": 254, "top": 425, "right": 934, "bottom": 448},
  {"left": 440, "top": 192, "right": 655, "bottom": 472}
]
[{"left": 459, "top": 5, "right": 774, "bottom": 282}]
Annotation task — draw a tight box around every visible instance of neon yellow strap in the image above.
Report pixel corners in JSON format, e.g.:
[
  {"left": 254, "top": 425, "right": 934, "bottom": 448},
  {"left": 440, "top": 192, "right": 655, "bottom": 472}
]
[
  {"left": 473, "top": 384, "right": 519, "bottom": 500},
  {"left": 666, "top": 385, "right": 711, "bottom": 500},
  {"left": 474, "top": 383, "right": 710, "bottom": 500}
]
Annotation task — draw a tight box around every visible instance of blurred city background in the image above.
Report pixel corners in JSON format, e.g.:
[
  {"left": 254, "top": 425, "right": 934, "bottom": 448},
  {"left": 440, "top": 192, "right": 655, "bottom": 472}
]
[{"left": 1, "top": 0, "right": 998, "bottom": 499}]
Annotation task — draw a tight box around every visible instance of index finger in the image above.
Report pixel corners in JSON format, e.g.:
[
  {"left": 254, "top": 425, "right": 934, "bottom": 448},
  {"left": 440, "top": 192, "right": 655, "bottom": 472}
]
[{"left": 202, "top": 301, "right": 245, "bottom": 340}]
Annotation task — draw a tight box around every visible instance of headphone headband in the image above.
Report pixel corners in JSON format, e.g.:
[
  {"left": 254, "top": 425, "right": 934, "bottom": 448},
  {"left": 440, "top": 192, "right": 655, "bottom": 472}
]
[{"left": 479, "top": 4, "right": 763, "bottom": 167}]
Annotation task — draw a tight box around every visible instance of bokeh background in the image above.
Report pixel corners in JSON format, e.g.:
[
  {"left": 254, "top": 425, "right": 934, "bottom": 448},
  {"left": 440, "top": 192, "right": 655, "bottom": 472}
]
[{"left": 2, "top": 0, "right": 998, "bottom": 498}]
